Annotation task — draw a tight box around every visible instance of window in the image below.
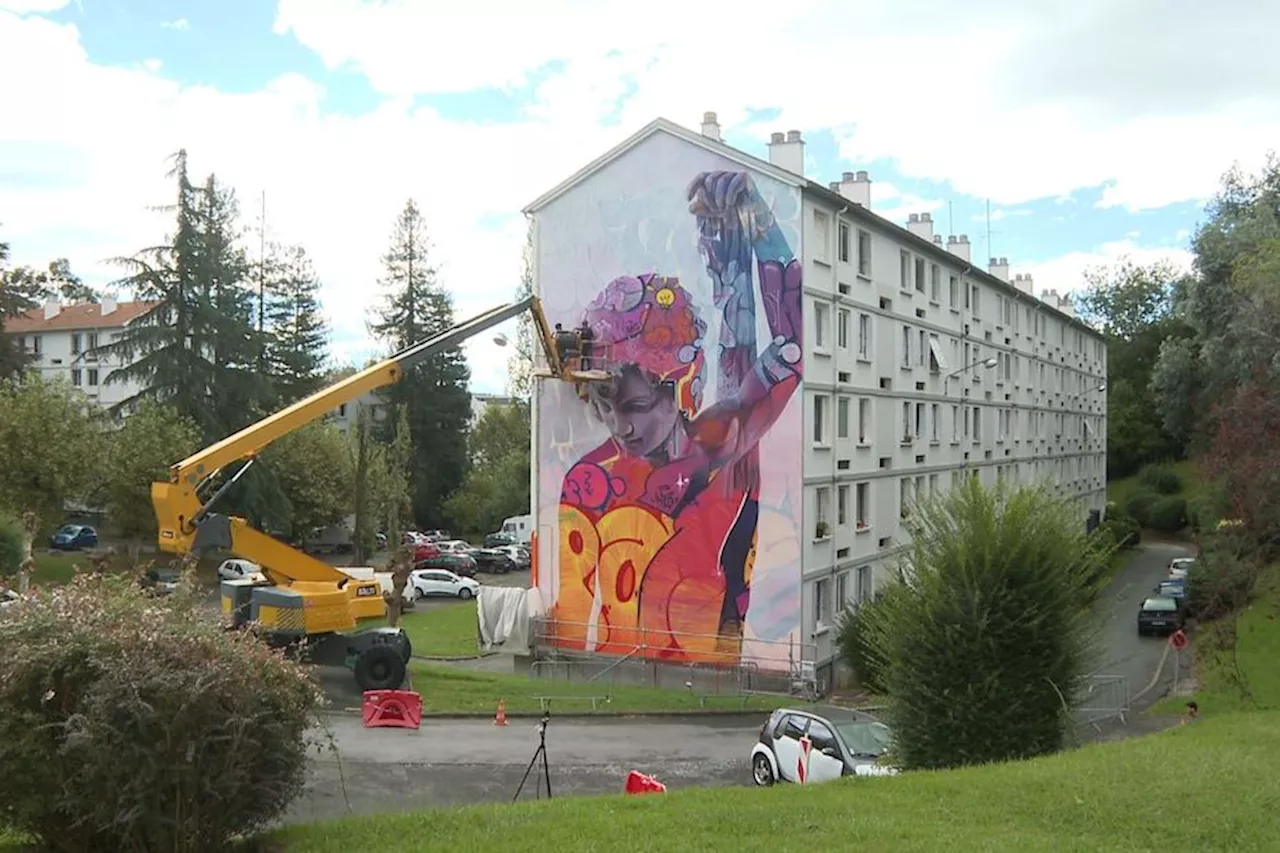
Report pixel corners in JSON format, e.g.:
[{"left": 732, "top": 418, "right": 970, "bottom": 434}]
[
  {"left": 71, "top": 369, "right": 82, "bottom": 386},
  {"left": 815, "top": 302, "right": 829, "bottom": 350},
  {"left": 814, "top": 211, "right": 830, "bottom": 258},
  {"left": 814, "top": 578, "right": 831, "bottom": 627},
  {"left": 31, "top": 335, "right": 41, "bottom": 355},
  {"left": 901, "top": 325, "right": 911, "bottom": 367},
  {"left": 899, "top": 250, "right": 912, "bottom": 290},
  {"left": 902, "top": 401, "right": 912, "bottom": 439},
  {"left": 836, "top": 572, "right": 848, "bottom": 609},
  {"left": 838, "top": 309, "right": 850, "bottom": 349},
  {"left": 71, "top": 333, "right": 82, "bottom": 354},
  {"left": 837, "top": 396, "right": 850, "bottom": 439},
  {"left": 914, "top": 402, "right": 925, "bottom": 438},
  {"left": 807, "top": 719, "right": 838, "bottom": 754},
  {"left": 87, "top": 369, "right": 99, "bottom": 386},
  {"left": 928, "top": 334, "right": 947, "bottom": 373},
  {"left": 816, "top": 487, "right": 831, "bottom": 537},
  {"left": 857, "top": 398, "right": 870, "bottom": 443},
  {"left": 813, "top": 395, "right": 828, "bottom": 444},
  {"left": 929, "top": 473, "right": 939, "bottom": 494},
  {"left": 971, "top": 284, "right": 981, "bottom": 317},
  {"left": 964, "top": 405, "right": 972, "bottom": 439},
  {"left": 856, "top": 565, "right": 872, "bottom": 602},
  {"left": 838, "top": 222, "right": 850, "bottom": 263},
  {"left": 86, "top": 332, "right": 99, "bottom": 357},
  {"left": 900, "top": 478, "right": 912, "bottom": 518},
  {"left": 917, "top": 329, "right": 927, "bottom": 367},
  {"left": 972, "top": 406, "right": 981, "bottom": 440},
  {"left": 949, "top": 274, "right": 958, "bottom": 307},
  {"left": 857, "top": 230, "right": 871, "bottom": 276},
  {"left": 914, "top": 257, "right": 926, "bottom": 293},
  {"left": 838, "top": 485, "right": 849, "bottom": 526},
  {"left": 855, "top": 482, "right": 869, "bottom": 528},
  {"left": 857, "top": 313, "right": 871, "bottom": 359},
  {"left": 931, "top": 403, "right": 940, "bottom": 441},
  {"left": 930, "top": 264, "right": 941, "bottom": 301},
  {"left": 951, "top": 404, "right": 960, "bottom": 442}
]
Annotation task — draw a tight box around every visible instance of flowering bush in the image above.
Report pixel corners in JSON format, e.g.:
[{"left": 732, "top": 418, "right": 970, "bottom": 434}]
[{"left": 0, "top": 570, "right": 324, "bottom": 852}]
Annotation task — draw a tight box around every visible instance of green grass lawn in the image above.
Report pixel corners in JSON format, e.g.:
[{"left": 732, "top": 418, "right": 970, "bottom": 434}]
[
  {"left": 365, "top": 601, "right": 481, "bottom": 659},
  {"left": 270, "top": 709, "right": 1280, "bottom": 852},
  {"left": 1152, "top": 563, "right": 1280, "bottom": 716},
  {"left": 404, "top": 661, "right": 779, "bottom": 716},
  {"left": 1106, "top": 459, "right": 1204, "bottom": 508}
]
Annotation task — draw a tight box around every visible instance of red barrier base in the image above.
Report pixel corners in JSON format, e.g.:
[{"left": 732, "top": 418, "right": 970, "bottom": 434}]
[
  {"left": 362, "top": 689, "right": 423, "bottom": 729},
  {"left": 624, "top": 770, "right": 667, "bottom": 795}
]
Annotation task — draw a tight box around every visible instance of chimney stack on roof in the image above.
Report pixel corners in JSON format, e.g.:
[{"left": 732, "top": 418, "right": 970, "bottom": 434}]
[
  {"left": 946, "top": 234, "right": 971, "bottom": 263},
  {"left": 700, "top": 111, "right": 721, "bottom": 142},
  {"left": 836, "top": 170, "right": 871, "bottom": 208},
  {"left": 1012, "top": 273, "right": 1035, "bottom": 296},
  {"left": 988, "top": 256, "right": 1010, "bottom": 282},
  {"left": 907, "top": 212, "right": 935, "bottom": 242},
  {"left": 43, "top": 297, "right": 59, "bottom": 321},
  {"left": 767, "top": 129, "right": 805, "bottom": 176}
]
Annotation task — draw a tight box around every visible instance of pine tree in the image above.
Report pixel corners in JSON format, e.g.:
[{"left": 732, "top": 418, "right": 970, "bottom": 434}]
[
  {"left": 264, "top": 243, "right": 328, "bottom": 404},
  {"left": 0, "top": 231, "right": 47, "bottom": 381},
  {"left": 368, "top": 199, "right": 471, "bottom": 529}
]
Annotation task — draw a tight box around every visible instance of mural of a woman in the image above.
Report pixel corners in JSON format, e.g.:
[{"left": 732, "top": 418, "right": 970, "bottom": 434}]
[{"left": 551, "top": 170, "right": 803, "bottom": 664}]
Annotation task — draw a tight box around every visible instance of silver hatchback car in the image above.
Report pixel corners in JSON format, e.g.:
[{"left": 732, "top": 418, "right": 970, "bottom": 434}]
[{"left": 750, "top": 705, "right": 897, "bottom": 786}]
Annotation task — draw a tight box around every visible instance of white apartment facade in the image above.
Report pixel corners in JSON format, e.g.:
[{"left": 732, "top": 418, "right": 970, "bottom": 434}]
[
  {"left": 525, "top": 114, "right": 1107, "bottom": 685},
  {"left": 783, "top": 142, "right": 1108, "bottom": 675},
  {"left": 7, "top": 296, "right": 158, "bottom": 410}
]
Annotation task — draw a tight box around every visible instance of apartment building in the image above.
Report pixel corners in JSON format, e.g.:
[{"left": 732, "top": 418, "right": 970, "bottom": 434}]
[
  {"left": 524, "top": 113, "right": 1107, "bottom": 686},
  {"left": 6, "top": 296, "right": 159, "bottom": 410}
]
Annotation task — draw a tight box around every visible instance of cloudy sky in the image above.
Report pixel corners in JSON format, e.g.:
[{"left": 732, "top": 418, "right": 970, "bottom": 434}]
[{"left": 2, "top": 0, "right": 1274, "bottom": 394}]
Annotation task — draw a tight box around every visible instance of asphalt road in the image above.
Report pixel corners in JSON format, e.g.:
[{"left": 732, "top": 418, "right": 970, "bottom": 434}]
[
  {"left": 287, "top": 542, "right": 1194, "bottom": 825},
  {"left": 1085, "top": 540, "right": 1194, "bottom": 713}
]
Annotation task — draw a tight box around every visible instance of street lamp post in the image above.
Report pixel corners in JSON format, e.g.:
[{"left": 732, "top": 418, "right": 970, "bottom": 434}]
[{"left": 944, "top": 356, "right": 998, "bottom": 396}]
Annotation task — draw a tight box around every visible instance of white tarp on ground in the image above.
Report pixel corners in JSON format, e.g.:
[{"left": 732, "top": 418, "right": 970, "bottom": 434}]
[{"left": 477, "top": 586, "right": 543, "bottom": 652}]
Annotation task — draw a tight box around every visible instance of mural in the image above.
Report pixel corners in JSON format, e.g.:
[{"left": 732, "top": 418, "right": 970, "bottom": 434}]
[{"left": 535, "top": 133, "right": 804, "bottom": 670}]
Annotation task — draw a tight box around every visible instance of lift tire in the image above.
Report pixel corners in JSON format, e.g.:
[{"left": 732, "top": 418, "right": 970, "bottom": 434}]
[{"left": 353, "top": 644, "right": 406, "bottom": 692}]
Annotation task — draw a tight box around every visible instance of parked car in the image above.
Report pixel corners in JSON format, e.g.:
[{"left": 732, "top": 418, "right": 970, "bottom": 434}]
[
  {"left": 471, "top": 548, "right": 516, "bottom": 575},
  {"left": 435, "top": 539, "right": 474, "bottom": 554},
  {"left": 410, "top": 568, "right": 480, "bottom": 600},
  {"left": 217, "top": 558, "right": 264, "bottom": 582},
  {"left": 141, "top": 568, "right": 181, "bottom": 596},
  {"left": 1155, "top": 579, "right": 1186, "bottom": 607},
  {"left": 1, "top": 588, "right": 21, "bottom": 609},
  {"left": 1137, "top": 596, "right": 1183, "bottom": 636},
  {"left": 375, "top": 532, "right": 388, "bottom": 550},
  {"left": 49, "top": 524, "right": 98, "bottom": 551},
  {"left": 495, "top": 544, "right": 531, "bottom": 569},
  {"left": 414, "top": 552, "right": 478, "bottom": 578},
  {"left": 1168, "top": 557, "right": 1197, "bottom": 580},
  {"left": 411, "top": 541, "right": 442, "bottom": 561},
  {"left": 751, "top": 706, "right": 897, "bottom": 787},
  {"left": 484, "top": 532, "right": 517, "bottom": 549},
  {"left": 422, "top": 529, "right": 451, "bottom": 542}
]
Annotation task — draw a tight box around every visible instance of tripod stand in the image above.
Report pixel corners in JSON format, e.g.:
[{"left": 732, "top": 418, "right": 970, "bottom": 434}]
[{"left": 513, "top": 712, "right": 553, "bottom": 802}]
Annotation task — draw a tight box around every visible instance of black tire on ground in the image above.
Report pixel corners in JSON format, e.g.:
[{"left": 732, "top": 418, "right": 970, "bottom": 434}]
[
  {"left": 353, "top": 644, "right": 406, "bottom": 692},
  {"left": 458, "top": 587, "right": 473, "bottom": 600},
  {"left": 752, "top": 753, "right": 776, "bottom": 787},
  {"left": 414, "top": 586, "right": 424, "bottom": 600}
]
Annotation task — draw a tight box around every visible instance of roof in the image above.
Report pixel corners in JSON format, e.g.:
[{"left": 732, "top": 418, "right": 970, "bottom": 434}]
[
  {"left": 5, "top": 300, "right": 161, "bottom": 333},
  {"left": 523, "top": 115, "right": 1101, "bottom": 338},
  {"left": 522, "top": 117, "right": 802, "bottom": 214}
]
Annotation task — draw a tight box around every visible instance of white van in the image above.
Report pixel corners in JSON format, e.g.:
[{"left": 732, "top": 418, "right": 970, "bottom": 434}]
[{"left": 500, "top": 514, "right": 532, "bottom": 544}]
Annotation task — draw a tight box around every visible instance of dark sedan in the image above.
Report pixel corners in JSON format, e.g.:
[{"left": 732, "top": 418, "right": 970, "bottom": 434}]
[
  {"left": 414, "top": 552, "right": 478, "bottom": 578},
  {"left": 49, "top": 524, "right": 98, "bottom": 551},
  {"left": 1137, "top": 596, "right": 1182, "bottom": 636},
  {"left": 471, "top": 548, "right": 516, "bottom": 574}
]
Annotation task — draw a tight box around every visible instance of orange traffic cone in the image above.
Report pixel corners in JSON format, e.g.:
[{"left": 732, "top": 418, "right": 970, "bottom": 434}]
[{"left": 494, "top": 698, "right": 508, "bottom": 727}]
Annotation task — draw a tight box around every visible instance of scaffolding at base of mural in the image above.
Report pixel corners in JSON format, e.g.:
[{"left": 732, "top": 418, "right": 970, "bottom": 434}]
[{"left": 530, "top": 617, "right": 821, "bottom": 699}]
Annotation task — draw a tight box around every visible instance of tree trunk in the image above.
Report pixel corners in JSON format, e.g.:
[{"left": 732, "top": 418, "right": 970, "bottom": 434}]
[
  {"left": 385, "top": 545, "right": 413, "bottom": 628},
  {"left": 17, "top": 511, "right": 38, "bottom": 594}
]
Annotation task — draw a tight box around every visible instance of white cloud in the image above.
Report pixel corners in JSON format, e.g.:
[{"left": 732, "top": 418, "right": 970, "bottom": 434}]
[
  {"left": 0, "top": 0, "right": 70, "bottom": 13},
  {"left": 1017, "top": 239, "right": 1194, "bottom": 299},
  {"left": 5, "top": 1, "right": 1276, "bottom": 390},
  {"left": 160, "top": 18, "right": 189, "bottom": 31}
]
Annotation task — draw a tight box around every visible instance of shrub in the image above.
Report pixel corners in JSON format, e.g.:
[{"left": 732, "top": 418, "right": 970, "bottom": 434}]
[
  {"left": 1184, "top": 545, "right": 1260, "bottom": 622},
  {"left": 1138, "top": 463, "right": 1183, "bottom": 495},
  {"left": 1124, "top": 489, "right": 1160, "bottom": 527},
  {"left": 0, "top": 513, "right": 23, "bottom": 581},
  {"left": 0, "top": 570, "right": 324, "bottom": 852},
  {"left": 1096, "top": 516, "right": 1141, "bottom": 550},
  {"left": 835, "top": 587, "right": 904, "bottom": 695},
  {"left": 871, "top": 478, "right": 1110, "bottom": 771},
  {"left": 1148, "top": 495, "right": 1189, "bottom": 533}
]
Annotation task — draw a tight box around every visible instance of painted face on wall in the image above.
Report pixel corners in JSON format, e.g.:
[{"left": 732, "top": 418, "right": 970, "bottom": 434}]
[{"left": 588, "top": 365, "right": 679, "bottom": 458}]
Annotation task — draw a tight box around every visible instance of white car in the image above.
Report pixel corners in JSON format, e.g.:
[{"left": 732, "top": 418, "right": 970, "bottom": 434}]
[
  {"left": 217, "top": 558, "right": 265, "bottom": 582},
  {"left": 750, "top": 706, "right": 898, "bottom": 787},
  {"left": 1, "top": 588, "right": 21, "bottom": 609},
  {"left": 410, "top": 568, "right": 480, "bottom": 600},
  {"left": 1169, "top": 557, "right": 1197, "bottom": 580},
  {"left": 435, "top": 540, "right": 474, "bottom": 554},
  {"left": 495, "top": 544, "right": 530, "bottom": 567}
]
